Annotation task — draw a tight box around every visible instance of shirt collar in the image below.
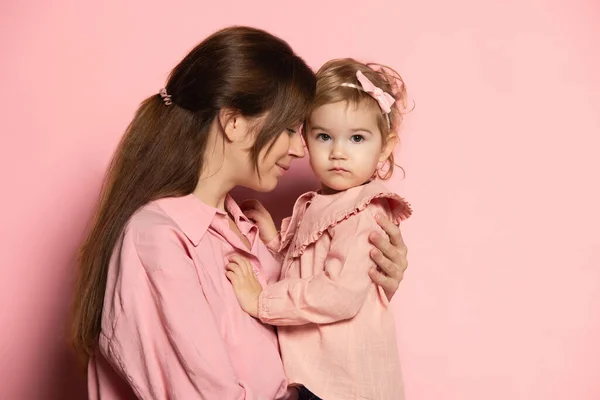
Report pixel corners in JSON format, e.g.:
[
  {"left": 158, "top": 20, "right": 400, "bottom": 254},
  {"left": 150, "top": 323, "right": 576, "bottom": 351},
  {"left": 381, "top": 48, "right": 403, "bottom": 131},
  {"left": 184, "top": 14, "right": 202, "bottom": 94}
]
[
  {"left": 280, "top": 181, "right": 412, "bottom": 254},
  {"left": 226, "top": 195, "right": 251, "bottom": 224},
  {"left": 155, "top": 194, "right": 229, "bottom": 246}
]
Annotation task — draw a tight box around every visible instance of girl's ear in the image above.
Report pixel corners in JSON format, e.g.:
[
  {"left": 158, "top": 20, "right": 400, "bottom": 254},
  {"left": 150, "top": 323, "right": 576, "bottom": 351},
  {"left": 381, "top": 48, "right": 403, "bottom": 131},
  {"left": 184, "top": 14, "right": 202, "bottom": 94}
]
[{"left": 379, "top": 133, "right": 398, "bottom": 162}]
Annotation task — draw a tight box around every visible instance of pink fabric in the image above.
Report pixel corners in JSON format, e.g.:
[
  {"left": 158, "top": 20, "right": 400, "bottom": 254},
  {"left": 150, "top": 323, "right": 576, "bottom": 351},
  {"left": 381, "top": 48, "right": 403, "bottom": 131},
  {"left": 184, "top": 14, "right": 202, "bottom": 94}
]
[
  {"left": 88, "top": 194, "right": 295, "bottom": 400},
  {"left": 259, "top": 181, "right": 412, "bottom": 400},
  {"left": 355, "top": 70, "right": 396, "bottom": 114}
]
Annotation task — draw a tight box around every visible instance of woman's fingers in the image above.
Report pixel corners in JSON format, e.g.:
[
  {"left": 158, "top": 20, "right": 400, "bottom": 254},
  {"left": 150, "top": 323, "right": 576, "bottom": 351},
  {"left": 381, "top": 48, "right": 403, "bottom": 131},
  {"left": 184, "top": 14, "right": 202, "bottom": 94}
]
[
  {"left": 374, "top": 214, "right": 406, "bottom": 251},
  {"left": 368, "top": 267, "right": 399, "bottom": 292},
  {"left": 370, "top": 217, "right": 408, "bottom": 273},
  {"left": 370, "top": 247, "right": 402, "bottom": 279},
  {"left": 367, "top": 215, "right": 409, "bottom": 302},
  {"left": 369, "top": 231, "right": 398, "bottom": 267}
]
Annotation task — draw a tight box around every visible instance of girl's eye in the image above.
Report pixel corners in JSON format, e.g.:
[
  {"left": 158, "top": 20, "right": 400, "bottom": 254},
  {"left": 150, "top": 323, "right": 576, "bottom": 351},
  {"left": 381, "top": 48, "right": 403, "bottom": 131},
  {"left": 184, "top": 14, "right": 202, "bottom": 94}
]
[
  {"left": 350, "top": 135, "right": 365, "bottom": 143},
  {"left": 286, "top": 128, "right": 297, "bottom": 135},
  {"left": 316, "top": 133, "right": 331, "bottom": 141}
]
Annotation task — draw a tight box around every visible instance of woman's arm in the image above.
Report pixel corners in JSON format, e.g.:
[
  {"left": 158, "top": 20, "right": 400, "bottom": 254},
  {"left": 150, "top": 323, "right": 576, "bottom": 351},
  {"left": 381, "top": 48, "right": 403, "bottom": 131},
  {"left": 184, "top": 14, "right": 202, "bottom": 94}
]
[{"left": 102, "top": 226, "right": 262, "bottom": 400}]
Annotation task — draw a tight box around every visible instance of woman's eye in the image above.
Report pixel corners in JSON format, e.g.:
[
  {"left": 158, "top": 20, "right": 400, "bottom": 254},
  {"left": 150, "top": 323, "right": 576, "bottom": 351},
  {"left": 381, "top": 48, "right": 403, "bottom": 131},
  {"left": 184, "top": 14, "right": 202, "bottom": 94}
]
[
  {"left": 350, "top": 135, "right": 365, "bottom": 143},
  {"left": 286, "top": 128, "right": 297, "bottom": 135},
  {"left": 316, "top": 133, "right": 331, "bottom": 141}
]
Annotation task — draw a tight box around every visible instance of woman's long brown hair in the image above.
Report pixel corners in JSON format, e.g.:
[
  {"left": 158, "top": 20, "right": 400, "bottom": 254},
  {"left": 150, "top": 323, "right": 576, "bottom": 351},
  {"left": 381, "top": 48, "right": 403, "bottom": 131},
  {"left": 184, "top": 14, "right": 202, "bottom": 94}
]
[{"left": 71, "top": 26, "right": 315, "bottom": 358}]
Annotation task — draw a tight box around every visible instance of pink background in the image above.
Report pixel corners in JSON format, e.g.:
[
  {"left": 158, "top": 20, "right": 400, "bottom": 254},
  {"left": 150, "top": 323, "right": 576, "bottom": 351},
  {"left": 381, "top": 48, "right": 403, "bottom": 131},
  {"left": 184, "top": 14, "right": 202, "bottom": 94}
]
[{"left": 1, "top": 0, "right": 599, "bottom": 399}]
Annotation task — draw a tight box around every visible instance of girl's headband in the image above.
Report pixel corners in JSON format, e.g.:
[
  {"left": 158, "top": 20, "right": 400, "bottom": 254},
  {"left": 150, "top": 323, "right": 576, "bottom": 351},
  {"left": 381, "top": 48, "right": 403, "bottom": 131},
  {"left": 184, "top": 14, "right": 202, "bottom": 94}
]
[{"left": 340, "top": 70, "right": 396, "bottom": 128}]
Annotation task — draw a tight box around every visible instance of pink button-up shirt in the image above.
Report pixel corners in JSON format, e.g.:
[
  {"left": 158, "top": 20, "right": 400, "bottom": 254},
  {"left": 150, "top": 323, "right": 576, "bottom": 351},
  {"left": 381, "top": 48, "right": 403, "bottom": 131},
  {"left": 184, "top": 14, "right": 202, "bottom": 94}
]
[
  {"left": 88, "top": 194, "right": 294, "bottom": 400},
  {"left": 258, "top": 181, "right": 412, "bottom": 400}
]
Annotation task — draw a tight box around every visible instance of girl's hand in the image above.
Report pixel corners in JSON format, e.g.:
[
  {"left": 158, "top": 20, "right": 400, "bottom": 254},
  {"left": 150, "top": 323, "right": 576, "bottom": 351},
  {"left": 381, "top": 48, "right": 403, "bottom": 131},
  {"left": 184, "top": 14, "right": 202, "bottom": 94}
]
[
  {"left": 225, "top": 254, "right": 262, "bottom": 318},
  {"left": 240, "top": 199, "right": 278, "bottom": 243},
  {"left": 368, "top": 214, "right": 409, "bottom": 301}
]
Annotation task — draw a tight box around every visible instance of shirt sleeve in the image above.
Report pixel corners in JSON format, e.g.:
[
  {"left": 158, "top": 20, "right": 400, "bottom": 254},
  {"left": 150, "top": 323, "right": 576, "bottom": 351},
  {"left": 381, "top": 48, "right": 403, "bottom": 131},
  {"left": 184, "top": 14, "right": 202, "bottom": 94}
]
[
  {"left": 264, "top": 214, "right": 295, "bottom": 266},
  {"left": 265, "top": 233, "right": 283, "bottom": 262},
  {"left": 257, "top": 207, "right": 380, "bottom": 326},
  {"left": 100, "top": 224, "right": 263, "bottom": 400}
]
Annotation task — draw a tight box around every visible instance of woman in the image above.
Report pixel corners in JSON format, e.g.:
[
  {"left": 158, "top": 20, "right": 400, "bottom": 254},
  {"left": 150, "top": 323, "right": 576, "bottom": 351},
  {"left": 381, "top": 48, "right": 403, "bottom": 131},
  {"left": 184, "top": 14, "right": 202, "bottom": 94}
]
[{"left": 72, "top": 26, "right": 409, "bottom": 399}]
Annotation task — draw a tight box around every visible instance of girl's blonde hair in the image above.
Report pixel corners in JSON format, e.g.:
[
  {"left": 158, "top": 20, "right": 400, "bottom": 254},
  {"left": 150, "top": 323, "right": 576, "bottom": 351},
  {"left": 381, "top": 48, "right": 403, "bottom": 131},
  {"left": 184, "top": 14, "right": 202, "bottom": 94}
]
[{"left": 310, "top": 58, "right": 407, "bottom": 179}]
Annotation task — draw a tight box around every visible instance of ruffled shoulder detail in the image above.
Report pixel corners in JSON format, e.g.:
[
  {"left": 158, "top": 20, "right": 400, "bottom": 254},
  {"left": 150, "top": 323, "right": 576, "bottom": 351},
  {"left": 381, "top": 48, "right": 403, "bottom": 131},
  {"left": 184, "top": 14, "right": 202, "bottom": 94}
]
[
  {"left": 277, "top": 191, "right": 318, "bottom": 253},
  {"left": 286, "top": 181, "right": 412, "bottom": 257}
]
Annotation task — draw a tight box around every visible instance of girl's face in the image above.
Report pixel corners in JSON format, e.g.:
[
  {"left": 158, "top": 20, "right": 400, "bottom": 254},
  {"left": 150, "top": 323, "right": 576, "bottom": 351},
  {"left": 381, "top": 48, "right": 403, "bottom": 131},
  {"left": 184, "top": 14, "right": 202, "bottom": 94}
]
[{"left": 306, "top": 101, "right": 395, "bottom": 194}]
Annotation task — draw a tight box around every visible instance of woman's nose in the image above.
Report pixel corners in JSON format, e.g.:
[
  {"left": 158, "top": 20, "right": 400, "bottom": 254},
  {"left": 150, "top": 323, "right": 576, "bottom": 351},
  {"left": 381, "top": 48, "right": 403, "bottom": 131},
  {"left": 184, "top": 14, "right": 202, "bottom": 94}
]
[{"left": 288, "top": 133, "right": 306, "bottom": 158}]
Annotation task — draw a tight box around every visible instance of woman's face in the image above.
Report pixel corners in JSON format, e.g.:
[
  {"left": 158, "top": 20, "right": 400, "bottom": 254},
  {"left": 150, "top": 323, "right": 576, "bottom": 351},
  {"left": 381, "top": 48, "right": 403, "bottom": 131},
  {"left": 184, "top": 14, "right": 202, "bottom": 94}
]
[{"left": 238, "top": 124, "right": 306, "bottom": 192}]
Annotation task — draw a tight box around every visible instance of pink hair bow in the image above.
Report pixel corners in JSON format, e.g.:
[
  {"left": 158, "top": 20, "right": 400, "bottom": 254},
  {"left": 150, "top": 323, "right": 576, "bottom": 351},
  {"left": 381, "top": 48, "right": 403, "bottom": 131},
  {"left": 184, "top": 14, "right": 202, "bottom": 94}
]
[{"left": 355, "top": 70, "right": 395, "bottom": 113}]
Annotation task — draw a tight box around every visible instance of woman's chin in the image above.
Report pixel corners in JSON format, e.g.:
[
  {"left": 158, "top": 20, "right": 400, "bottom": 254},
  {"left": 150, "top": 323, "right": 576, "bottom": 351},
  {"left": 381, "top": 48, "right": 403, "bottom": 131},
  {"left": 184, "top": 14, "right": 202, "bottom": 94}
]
[{"left": 245, "top": 177, "right": 278, "bottom": 193}]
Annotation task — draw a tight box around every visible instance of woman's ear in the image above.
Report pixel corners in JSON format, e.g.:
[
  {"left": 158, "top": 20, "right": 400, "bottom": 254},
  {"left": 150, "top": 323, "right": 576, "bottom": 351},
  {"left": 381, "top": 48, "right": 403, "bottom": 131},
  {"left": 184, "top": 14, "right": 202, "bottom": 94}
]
[
  {"left": 379, "top": 133, "right": 398, "bottom": 162},
  {"left": 219, "top": 108, "right": 251, "bottom": 143}
]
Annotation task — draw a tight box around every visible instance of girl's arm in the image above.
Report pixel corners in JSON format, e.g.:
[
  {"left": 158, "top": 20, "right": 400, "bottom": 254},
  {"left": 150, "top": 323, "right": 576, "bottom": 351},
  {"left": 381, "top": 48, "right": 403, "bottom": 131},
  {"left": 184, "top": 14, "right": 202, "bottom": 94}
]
[
  {"left": 240, "top": 199, "right": 284, "bottom": 262},
  {"left": 227, "top": 206, "right": 386, "bottom": 326},
  {"left": 237, "top": 200, "right": 408, "bottom": 301}
]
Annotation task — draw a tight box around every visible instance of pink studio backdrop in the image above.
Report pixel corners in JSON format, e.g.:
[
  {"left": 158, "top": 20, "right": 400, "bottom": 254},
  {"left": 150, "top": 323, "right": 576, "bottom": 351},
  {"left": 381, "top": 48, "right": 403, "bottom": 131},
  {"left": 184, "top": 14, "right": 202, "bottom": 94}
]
[{"left": 1, "top": 1, "right": 599, "bottom": 399}]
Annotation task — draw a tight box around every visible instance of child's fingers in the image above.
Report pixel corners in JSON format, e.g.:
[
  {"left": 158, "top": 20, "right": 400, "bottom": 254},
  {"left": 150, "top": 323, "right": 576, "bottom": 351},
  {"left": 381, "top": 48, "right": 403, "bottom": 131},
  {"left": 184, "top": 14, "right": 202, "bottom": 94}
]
[
  {"left": 230, "top": 255, "right": 258, "bottom": 283},
  {"left": 225, "top": 261, "right": 244, "bottom": 278},
  {"left": 244, "top": 209, "right": 259, "bottom": 221},
  {"left": 239, "top": 199, "right": 260, "bottom": 211},
  {"left": 225, "top": 270, "right": 237, "bottom": 283},
  {"left": 226, "top": 263, "right": 249, "bottom": 287},
  {"left": 228, "top": 255, "right": 244, "bottom": 267},
  {"left": 228, "top": 255, "right": 253, "bottom": 277},
  {"left": 240, "top": 199, "right": 269, "bottom": 219},
  {"left": 252, "top": 201, "right": 268, "bottom": 214},
  {"left": 242, "top": 258, "right": 255, "bottom": 277}
]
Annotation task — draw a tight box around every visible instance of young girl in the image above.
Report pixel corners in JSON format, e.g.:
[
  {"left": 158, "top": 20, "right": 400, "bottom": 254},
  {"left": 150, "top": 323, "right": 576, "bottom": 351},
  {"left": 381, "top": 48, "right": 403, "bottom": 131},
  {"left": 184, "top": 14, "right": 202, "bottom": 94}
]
[{"left": 227, "top": 59, "right": 412, "bottom": 400}]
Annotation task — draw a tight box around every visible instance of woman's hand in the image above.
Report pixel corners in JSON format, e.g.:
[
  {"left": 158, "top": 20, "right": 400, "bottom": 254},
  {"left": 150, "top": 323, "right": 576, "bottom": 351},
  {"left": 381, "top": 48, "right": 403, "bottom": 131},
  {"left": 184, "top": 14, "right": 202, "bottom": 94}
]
[
  {"left": 368, "top": 214, "right": 409, "bottom": 301},
  {"left": 240, "top": 199, "right": 278, "bottom": 243},
  {"left": 225, "top": 254, "right": 263, "bottom": 318}
]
